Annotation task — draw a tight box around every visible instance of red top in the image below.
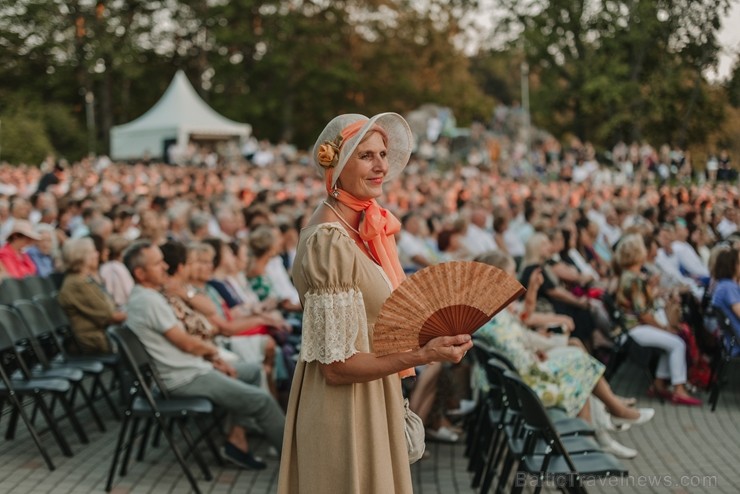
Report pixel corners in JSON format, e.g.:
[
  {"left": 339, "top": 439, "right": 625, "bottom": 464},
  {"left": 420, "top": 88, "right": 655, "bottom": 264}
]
[{"left": 0, "top": 243, "right": 38, "bottom": 279}]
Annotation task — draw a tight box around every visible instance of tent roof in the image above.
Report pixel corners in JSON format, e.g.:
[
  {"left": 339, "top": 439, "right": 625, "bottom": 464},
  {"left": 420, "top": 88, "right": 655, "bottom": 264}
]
[{"left": 111, "top": 70, "right": 250, "bottom": 137}]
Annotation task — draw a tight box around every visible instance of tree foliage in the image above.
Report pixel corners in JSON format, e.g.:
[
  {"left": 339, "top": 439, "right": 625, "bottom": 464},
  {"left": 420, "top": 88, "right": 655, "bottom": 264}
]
[
  {"left": 490, "top": 0, "right": 732, "bottom": 147},
  {"left": 0, "top": 0, "right": 735, "bottom": 162},
  {"left": 0, "top": 0, "right": 490, "bottom": 158}
]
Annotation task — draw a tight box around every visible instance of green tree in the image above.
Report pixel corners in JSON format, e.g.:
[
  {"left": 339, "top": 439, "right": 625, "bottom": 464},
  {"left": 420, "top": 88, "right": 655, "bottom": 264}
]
[{"left": 492, "top": 0, "right": 731, "bottom": 148}]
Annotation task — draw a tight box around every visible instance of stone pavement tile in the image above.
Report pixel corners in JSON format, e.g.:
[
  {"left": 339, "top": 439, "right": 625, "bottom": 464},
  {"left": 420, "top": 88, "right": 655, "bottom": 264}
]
[{"left": 2, "top": 360, "right": 740, "bottom": 494}]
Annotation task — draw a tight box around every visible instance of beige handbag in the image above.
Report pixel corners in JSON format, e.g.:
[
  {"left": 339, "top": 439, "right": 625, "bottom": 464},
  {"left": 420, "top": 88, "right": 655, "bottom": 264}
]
[{"left": 403, "top": 398, "right": 426, "bottom": 463}]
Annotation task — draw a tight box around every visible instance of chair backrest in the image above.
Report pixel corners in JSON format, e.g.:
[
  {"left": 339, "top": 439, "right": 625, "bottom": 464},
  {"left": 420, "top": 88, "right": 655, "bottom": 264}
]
[
  {"left": 0, "top": 278, "right": 27, "bottom": 305},
  {"left": 0, "top": 308, "right": 19, "bottom": 353},
  {"left": 712, "top": 306, "right": 737, "bottom": 349},
  {"left": 106, "top": 325, "right": 169, "bottom": 398},
  {"left": 33, "top": 295, "right": 72, "bottom": 330},
  {"left": 32, "top": 295, "right": 85, "bottom": 353},
  {"left": 481, "top": 357, "right": 511, "bottom": 410},
  {"left": 0, "top": 306, "right": 36, "bottom": 376},
  {"left": 601, "top": 291, "right": 627, "bottom": 330},
  {"left": 9, "top": 301, "right": 63, "bottom": 368},
  {"left": 19, "top": 276, "right": 54, "bottom": 299},
  {"left": 12, "top": 300, "right": 57, "bottom": 340},
  {"left": 504, "top": 370, "right": 583, "bottom": 473},
  {"left": 0, "top": 305, "right": 33, "bottom": 348}
]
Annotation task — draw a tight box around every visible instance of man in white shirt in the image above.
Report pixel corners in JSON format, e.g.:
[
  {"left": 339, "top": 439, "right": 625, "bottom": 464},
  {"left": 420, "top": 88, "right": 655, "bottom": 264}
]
[
  {"left": 717, "top": 206, "right": 738, "bottom": 239},
  {"left": 397, "top": 213, "right": 439, "bottom": 272},
  {"left": 654, "top": 224, "right": 703, "bottom": 299},
  {"left": 460, "top": 208, "right": 497, "bottom": 257},
  {"left": 671, "top": 219, "right": 709, "bottom": 279},
  {"left": 124, "top": 240, "right": 285, "bottom": 469}
]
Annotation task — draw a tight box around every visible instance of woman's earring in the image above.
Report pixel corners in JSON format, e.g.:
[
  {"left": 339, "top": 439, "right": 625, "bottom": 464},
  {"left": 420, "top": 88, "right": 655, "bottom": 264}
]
[{"left": 332, "top": 187, "right": 340, "bottom": 199}]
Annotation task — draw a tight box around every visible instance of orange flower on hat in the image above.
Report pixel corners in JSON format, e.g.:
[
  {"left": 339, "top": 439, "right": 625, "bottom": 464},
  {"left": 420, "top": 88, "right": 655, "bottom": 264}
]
[{"left": 317, "top": 135, "right": 344, "bottom": 168}]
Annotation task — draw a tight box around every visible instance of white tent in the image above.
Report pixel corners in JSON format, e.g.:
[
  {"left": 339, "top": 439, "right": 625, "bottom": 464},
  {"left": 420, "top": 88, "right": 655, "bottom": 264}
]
[{"left": 110, "top": 70, "right": 251, "bottom": 161}]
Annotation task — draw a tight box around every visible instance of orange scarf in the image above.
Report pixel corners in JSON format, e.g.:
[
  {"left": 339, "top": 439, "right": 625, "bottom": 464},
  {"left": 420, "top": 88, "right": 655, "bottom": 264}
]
[{"left": 325, "top": 170, "right": 405, "bottom": 290}]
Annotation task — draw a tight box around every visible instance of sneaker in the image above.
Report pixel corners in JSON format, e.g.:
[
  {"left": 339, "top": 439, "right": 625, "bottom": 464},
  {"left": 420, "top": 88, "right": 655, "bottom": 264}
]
[
  {"left": 220, "top": 442, "right": 267, "bottom": 470},
  {"left": 610, "top": 408, "right": 655, "bottom": 427},
  {"left": 601, "top": 438, "right": 638, "bottom": 459},
  {"left": 426, "top": 426, "right": 459, "bottom": 443},
  {"left": 595, "top": 431, "right": 638, "bottom": 459},
  {"left": 447, "top": 399, "right": 476, "bottom": 417}
]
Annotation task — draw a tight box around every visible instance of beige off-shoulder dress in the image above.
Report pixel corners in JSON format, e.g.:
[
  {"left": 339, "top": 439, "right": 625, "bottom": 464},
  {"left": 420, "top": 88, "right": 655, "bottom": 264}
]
[{"left": 277, "top": 223, "right": 412, "bottom": 494}]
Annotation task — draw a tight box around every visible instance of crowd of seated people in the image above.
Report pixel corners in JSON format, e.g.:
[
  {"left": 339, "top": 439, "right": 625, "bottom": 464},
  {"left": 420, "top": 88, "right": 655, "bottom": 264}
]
[
  {"left": 474, "top": 250, "right": 654, "bottom": 459},
  {"left": 0, "top": 139, "right": 738, "bottom": 469}
]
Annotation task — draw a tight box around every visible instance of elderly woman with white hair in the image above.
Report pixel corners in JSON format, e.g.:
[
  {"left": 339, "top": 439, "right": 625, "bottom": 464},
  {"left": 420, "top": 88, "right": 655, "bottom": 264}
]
[
  {"left": 277, "top": 113, "right": 471, "bottom": 493},
  {"left": 58, "top": 237, "right": 126, "bottom": 354}
]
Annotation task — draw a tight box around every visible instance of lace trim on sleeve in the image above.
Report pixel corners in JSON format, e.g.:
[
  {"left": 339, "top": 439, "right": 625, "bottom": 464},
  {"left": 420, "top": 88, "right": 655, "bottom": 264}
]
[{"left": 300, "top": 288, "right": 369, "bottom": 364}]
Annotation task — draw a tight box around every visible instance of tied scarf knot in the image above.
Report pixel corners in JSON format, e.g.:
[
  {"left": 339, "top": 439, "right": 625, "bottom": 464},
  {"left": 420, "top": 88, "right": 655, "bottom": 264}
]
[{"left": 359, "top": 202, "right": 401, "bottom": 242}]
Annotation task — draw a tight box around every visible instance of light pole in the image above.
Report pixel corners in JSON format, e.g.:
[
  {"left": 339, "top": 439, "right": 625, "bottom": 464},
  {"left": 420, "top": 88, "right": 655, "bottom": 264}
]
[
  {"left": 85, "top": 91, "right": 96, "bottom": 155},
  {"left": 520, "top": 57, "right": 531, "bottom": 161}
]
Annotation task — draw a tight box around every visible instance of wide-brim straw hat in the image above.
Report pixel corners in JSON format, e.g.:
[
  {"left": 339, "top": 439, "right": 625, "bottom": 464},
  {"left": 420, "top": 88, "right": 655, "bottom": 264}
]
[
  {"left": 9, "top": 220, "right": 41, "bottom": 241},
  {"left": 312, "top": 112, "right": 414, "bottom": 188}
]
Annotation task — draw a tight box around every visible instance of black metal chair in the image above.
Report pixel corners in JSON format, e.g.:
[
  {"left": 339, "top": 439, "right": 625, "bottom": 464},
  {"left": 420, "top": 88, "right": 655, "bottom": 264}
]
[
  {"left": 0, "top": 277, "right": 25, "bottom": 305},
  {"left": 18, "top": 297, "right": 121, "bottom": 420},
  {"left": 708, "top": 306, "right": 738, "bottom": 412},
  {"left": 0, "top": 313, "right": 88, "bottom": 465},
  {"left": 0, "top": 303, "right": 104, "bottom": 437},
  {"left": 483, "top": 365, "right": 597, "bottom": 494},
  {"left": 33, "top": 293, "right": 121, "bottom": 372},
  {"left": 505, "top": 371, "right": 628, "bottom": 494},
  {"left": 19, "top": 275, "right": 57, "bottom": 299},
  {"left": 105, "top": 325, "right": 221, "bottom": 494}
]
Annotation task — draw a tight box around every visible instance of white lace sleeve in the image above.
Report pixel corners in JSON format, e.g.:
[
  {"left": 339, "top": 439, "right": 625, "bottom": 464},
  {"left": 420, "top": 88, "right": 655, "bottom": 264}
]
[{"left": 300, "top": 288, "right": 369, "bottom": 364}]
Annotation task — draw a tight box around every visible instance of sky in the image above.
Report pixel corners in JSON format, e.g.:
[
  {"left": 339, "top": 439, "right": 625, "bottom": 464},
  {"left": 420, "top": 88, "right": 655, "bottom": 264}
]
[{"left": 715, "top": 1, "right": 740, "bottom": 80}]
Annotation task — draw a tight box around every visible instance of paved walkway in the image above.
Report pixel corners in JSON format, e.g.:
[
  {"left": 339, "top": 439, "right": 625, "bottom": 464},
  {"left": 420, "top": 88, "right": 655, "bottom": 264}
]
[{"left": 0, "top": 360, "right": 738, "bottom": 493}]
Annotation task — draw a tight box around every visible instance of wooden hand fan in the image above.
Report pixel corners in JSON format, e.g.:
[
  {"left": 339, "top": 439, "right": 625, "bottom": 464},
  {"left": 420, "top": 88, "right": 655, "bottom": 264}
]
[{"left": 373, "top": 261, "right": 525, "bottom": 356}]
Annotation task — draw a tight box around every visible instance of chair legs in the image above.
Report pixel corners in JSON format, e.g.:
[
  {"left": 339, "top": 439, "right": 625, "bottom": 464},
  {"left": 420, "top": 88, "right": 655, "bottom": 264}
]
[
  {"left": 90, "top": 373, "right": 121, "bottom": 421},
  {"left": 709, "top": 357, "right": 728, "bottom": 412},
  {"left": 5, "top": 393, "right": 57, "bottom": 470},
  {"left": 155, "top": 417, "right": 204, "bottom": 494},
  {"left": 106, "top": 411, "right": 132, "bottom": 492},
  {"left": 106, "top": 413, "right": 208, "bottom": 494},
  {"left": 119, "top": 416, "right": 141, "bottom": 477},
  {"left": 34, "top": 394, "right": 74, "bottom": 457},
  {"left": 55, "top": 392, "right": 89, "bottom": 444},
  {"left": 74, "top": 381, "right": 106, "bottom": 432}
]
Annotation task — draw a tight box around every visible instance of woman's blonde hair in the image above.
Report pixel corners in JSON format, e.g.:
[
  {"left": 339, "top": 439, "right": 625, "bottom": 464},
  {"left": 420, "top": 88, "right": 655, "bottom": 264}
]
[
  {"left": 62, "top": 237, "right": 95, "bottom": 273},
  {"left": 614, "top": 233, "right": 647, "bottom": 269},
  {"left": 523, "top": 232, "right": 550, "bottom": 265},
  {"left": 474, "top": 250, "right": 516, "bottom": 272},
  {"left": 249, "top": 225, "right": 276, "bottom": 258}
]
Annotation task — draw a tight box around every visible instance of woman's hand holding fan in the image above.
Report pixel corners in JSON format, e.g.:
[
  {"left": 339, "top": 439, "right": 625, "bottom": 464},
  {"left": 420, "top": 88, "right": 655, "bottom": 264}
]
[{"left": 373, "top": 261, "right": 525, "bottom": 357}]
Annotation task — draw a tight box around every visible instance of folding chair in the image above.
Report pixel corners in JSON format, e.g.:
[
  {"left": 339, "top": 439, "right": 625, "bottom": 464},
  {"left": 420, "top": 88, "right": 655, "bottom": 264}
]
[
  {"left": 33, "top": 293, "right": 121, "bottom": 373},
  {"left": 0, "top": 278, "right": 26, "bottom": 305},
  {"left": 481, "top": 364, "right": 597, "bottom": 494},
  {"left": 17, "top": 298, "right": 121, "bottom": 420},
  {"left": 0, "top": 315, "right": 87, "bottom": 465},
  {"left": 0, "top": 304, "right": 104, "bottom": 437},
  {"left": 505, "top": 371, "right": 627, "bottom": 494},
  {"left": 105, "top": 325, "right": 221, "bottom": 494},
  {"left": 708, "top": 306, "right": 738, "bottom": 412},
  {"left": 19, "top": 276, "right": 56, "bottom": 299}
]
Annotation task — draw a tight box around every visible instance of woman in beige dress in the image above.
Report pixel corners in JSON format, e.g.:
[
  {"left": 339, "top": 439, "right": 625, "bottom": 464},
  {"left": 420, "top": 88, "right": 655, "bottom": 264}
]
[{"left": 277, "top": 113, "right": 472, "bottom": 493}]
